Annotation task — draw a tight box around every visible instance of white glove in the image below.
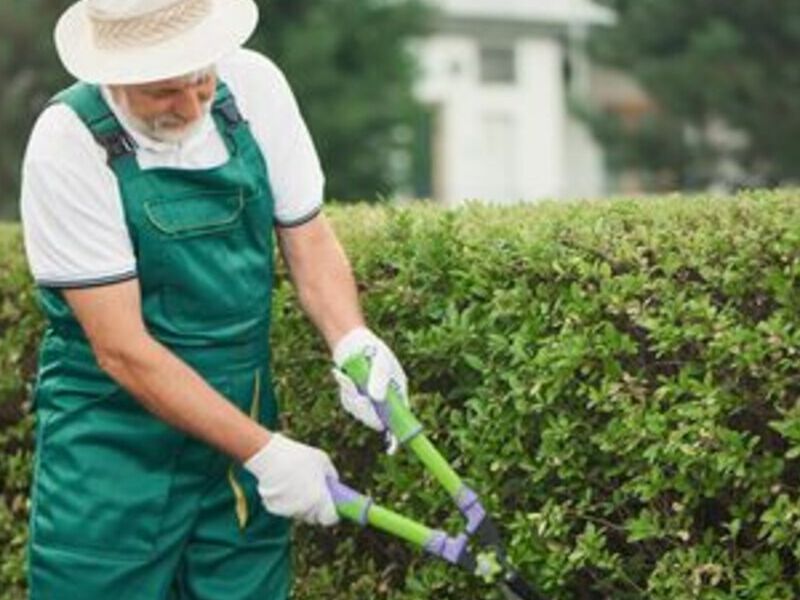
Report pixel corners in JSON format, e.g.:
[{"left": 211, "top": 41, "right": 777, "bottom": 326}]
[
  {"left": 332, "top": 327, "right": 409, "bottom": 453},
  {"left": 244, "top": 433, "right": 340, "bottom": 527}
]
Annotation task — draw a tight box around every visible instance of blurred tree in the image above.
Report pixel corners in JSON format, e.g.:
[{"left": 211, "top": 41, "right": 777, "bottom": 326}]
[
  {"left": 0, "top": 0, "right": 71, "bottom": 220},
  {"left": 0, "top": 0, "right": 428, "bottom": 219},
  {"left": 253, "top": 0, "right": 428, "bottom": 202},
  {"left": 588, "top": 0, "right": 800, "bottom": 189}
]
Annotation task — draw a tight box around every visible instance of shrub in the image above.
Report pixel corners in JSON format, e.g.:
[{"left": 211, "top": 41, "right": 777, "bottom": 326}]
[{"left": 2, "top": 191, "right": 800, "bottom": 599}]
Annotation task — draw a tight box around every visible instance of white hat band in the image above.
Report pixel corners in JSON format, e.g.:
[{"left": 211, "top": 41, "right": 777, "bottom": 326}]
[{"left": 89, "top": 0, "right": 212, "bottom": 50}]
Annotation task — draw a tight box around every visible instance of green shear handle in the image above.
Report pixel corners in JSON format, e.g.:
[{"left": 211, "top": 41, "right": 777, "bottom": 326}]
[{"left": 326, "top": 352, "right": 544, "bottom": 600}]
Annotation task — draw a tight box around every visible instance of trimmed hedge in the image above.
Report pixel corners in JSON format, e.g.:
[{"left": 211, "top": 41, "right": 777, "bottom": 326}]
[{"left": 2, "top": 191, "right": 800, "bottom": 599}]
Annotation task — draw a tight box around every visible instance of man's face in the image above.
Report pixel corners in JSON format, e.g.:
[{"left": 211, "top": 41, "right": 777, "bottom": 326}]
[{"left": 110, "top": 69, "right": 217, "bottom": 144}]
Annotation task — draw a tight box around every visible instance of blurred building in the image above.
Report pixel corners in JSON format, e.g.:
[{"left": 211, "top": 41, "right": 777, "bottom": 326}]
[{"left": 412, "top": 0, "right": 616, "bottom": 205}]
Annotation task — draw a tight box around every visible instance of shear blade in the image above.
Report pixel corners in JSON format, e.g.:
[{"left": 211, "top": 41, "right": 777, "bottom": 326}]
[
  {"left": 501, "top": 583, "right": 530, "bottom": 600},
  {"left": 499, "top": 572, "right": 543, "bottom": 600}
]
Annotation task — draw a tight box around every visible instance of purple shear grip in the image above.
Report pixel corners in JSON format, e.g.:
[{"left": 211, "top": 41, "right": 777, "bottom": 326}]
[
  {"left": 456, "top": 486, "right": 487, "bottom": 534},
  {"left": 326, "top": 477, "right": 372, "bottom": 525},
  {"left": 370, "top": 399, "right": 392, "bottom": 429},
  {"left": 424, "top": 531, "right": 468, "bottom": 565},
  {"left": 371, "top": 399, "right": 423, "bottom": 443}
]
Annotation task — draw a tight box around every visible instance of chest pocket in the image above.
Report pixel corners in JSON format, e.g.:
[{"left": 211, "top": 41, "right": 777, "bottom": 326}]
[
  {"left": 143, "top": 189, "right": 271, "bottom": 335},
  {"left": 145, "top": 191, "right": 245, "bottom": 238}
]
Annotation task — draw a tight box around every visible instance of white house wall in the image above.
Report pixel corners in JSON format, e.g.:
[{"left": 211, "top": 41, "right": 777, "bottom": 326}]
[
  {"left": 415, "top": 35, "right": 569, "bottom": 205},
  {"left": 414, "top": 35, "right": 472, "bottom": 205},
  {"left": 518, "top": 38, "right": 565, "bottom": 202},
  {"left": 562, "top": 114, "right": 606, "bottom": 198},
  {"left": 435, "top": 0, "right": 615, "bottom": 26}
]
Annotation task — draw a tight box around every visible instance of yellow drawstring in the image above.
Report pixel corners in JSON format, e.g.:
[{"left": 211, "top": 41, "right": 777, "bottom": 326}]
[
  {"left": 227, "top": 369, "right": 261, "bottom": 531},
  {"left": 227, "top": 465, "right": 249, "bottom": 531},
  {"left": 249, "top": 369, "right": 261, "bottom": 422}
]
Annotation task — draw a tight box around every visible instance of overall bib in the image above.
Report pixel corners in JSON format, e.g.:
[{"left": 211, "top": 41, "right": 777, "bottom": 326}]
[{"left": 27, "top": 81, "right": 291, "bottom": 599}]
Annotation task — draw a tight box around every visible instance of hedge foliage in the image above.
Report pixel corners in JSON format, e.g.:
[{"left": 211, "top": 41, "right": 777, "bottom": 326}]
[{"left": 2, "top": 191, "right": 800, "bottom": 599}]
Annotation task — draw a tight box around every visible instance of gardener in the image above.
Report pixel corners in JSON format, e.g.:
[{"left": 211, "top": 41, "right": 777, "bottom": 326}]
[{"left": 19, "top": 0, "right": 408, "bottom": 598}]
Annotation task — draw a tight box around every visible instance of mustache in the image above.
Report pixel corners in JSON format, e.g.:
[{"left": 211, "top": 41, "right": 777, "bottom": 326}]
[
  {"left": 119, "top": 99, "right": 212, "bottom": 143},
  {"left": 154, "top": 114, "right": 191, "bottom": 129}
]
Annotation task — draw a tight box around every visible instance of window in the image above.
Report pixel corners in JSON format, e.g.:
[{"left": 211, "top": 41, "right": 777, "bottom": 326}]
[{"left": 480, "top": 45, "right": 516, "bottom": 84}]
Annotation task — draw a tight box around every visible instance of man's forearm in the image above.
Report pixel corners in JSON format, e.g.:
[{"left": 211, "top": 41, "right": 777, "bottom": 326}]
[
  {"left": 278, "top": 215, "right": 365, "bottom": 349},
  {"left": 96, "top": 332, "right": 270, "bottom": 462}
]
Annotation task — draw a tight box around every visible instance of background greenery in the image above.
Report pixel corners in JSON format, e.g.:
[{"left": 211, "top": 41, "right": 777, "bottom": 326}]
[
  {"left": 3, "top": 191, "right": 800, "bottom": 598},
  {"left": 4, "top": 1, "right": 800, "bottom": 218},
  {"left": 589, "top": 0, "right": 800, "bottom": 190},
  {"left": 0, "top": 0, "right": 427, "bottom": 219}
]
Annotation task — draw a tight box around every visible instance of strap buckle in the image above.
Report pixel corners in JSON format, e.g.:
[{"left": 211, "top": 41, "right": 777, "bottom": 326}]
[
  {"left": 95, "top": 130, "right": 137, "bottom": 163},
  {"left": 216, "top": 96, "right": 245, "bottom": 129}
]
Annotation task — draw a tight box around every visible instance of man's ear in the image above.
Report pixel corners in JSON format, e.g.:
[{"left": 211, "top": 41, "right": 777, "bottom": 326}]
[{"left": 107, "top": 85, "right": 125, "bottom": 106}]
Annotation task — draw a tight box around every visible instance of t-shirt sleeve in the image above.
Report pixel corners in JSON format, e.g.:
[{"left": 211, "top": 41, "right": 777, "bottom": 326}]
[
  {"left": 220, "top": 49, "right": 325, "bottom": 227},
  {"left": 20, "top": 105, "right": 137, "bottom": 288}
]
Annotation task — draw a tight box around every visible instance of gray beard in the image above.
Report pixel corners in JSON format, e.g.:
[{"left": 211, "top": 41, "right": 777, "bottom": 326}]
[{"left": 125, "top": 106, "right": 211, "bottom": 145}]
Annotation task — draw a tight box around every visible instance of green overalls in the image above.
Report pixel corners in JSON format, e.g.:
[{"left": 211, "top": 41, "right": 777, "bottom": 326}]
[{"left": 27, "top": 81, "right": 291, "bottom": 599}]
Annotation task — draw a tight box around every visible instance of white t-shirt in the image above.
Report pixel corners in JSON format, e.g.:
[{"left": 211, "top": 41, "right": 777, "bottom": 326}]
[{"left": 20, "top": 48, "right": 325, "bottom": 288}]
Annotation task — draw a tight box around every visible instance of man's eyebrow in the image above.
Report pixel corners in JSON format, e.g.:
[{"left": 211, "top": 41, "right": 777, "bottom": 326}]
[
  {"left": 142, "top": 84, "right": 188, "bottom": 95},
  {"left": 143, "top": 76, "right": 212, "bottom": 94}
]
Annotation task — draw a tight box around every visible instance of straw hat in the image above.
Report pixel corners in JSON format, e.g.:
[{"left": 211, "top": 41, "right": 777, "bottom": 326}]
[{"left": 55, "top": 0, "right": 259, "bottom": 85}]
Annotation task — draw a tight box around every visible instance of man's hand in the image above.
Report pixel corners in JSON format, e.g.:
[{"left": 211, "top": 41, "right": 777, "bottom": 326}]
[
  {"left": 277, "top": 215, "right": 409, "bottom": 450},
  {"left": 333, "top": 327, "right": 408, "bottom": 451},
  {"left": 244, "top": 434, "right": 340, "bottom": 526}
]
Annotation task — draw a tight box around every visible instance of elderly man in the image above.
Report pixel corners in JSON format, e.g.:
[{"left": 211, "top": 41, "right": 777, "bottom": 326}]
[{"left": 20, "top": 0, "right": 408, "bottom": 598}]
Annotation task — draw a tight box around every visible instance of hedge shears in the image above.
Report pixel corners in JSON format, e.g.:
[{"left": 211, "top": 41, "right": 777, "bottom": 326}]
[{"left": 326, "top": 352, "right": 545, "bottom": 600}]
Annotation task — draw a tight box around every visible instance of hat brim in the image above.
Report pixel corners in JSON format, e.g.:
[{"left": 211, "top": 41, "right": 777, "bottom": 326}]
[{"left": 55, "top": 0, "right": 259, "bottom": 85}]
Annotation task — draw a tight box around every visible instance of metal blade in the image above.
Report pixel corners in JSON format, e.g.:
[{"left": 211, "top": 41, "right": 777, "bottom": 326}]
[
  {"left": 501, "top": 583, "right": 527, "bottom": 600},
  {"left": 500, "top": 571, "right": 546, "bottom": 600}
]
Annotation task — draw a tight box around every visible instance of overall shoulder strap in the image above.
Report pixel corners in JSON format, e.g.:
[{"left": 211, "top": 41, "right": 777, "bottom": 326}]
[
  {"left": 50, "top": 82, "right": 137, "bottom": 168},
  {"left": 212, "top": 81, "right": 244, "bottom": 128},
  {"left": 210, "top": 80, "right": 252, "bottom": 155}
]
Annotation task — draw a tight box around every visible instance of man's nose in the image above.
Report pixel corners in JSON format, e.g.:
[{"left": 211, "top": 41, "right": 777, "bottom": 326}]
[{"left": 172, "top": 90, "right": 204, "bottom": 123}]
